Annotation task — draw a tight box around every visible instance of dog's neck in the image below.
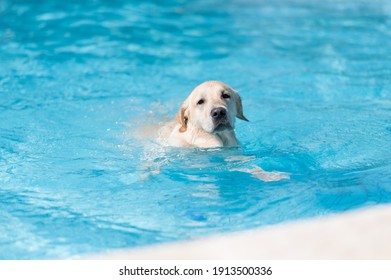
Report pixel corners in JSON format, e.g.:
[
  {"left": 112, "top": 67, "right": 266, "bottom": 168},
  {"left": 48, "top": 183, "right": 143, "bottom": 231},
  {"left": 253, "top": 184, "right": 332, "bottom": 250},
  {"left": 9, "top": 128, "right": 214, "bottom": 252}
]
[
  {"left": 215, "top": 129, "right": 238, "bottom": 146},
  {"left": 184, "top": 125, "right": 238, "bottom": 147}
]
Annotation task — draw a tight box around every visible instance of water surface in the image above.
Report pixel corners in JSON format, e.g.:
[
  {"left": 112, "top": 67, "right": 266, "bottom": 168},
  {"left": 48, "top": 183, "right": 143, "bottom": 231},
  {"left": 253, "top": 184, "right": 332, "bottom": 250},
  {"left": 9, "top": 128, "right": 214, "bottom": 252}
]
[{"left": 0, "top": 0, "right": 391, "bottom": 259}]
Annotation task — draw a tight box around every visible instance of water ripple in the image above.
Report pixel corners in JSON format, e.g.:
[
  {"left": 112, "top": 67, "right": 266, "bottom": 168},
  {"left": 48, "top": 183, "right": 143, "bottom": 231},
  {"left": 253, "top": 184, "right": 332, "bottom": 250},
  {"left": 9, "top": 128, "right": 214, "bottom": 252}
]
[{"left": 1, "top": 0, "right": 391, "bottom": 259}]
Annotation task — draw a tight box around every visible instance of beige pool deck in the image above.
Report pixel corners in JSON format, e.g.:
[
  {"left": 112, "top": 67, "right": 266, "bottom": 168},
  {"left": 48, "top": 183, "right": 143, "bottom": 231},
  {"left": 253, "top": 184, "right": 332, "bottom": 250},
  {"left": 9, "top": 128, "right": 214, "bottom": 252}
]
[{"left": 89, "top": 204, "right": 391, "bottom": 259}]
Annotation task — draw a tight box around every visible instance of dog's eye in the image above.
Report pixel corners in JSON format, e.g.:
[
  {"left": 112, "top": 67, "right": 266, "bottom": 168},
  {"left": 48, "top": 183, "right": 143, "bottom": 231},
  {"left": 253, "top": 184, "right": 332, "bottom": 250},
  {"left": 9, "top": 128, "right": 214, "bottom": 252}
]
[
  {"left": 222, "top": 93, "right": 230, "bottom": 99},
  {"left": 197, "top": 99, "right": 205, "bottom": 105}
]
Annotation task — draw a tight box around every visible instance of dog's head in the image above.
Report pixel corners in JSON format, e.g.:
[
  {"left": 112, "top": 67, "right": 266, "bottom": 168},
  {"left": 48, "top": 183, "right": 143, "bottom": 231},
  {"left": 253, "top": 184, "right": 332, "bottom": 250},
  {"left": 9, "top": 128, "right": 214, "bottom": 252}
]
[{"left": 176, "top": 81, "right": 248, "bottom": 133}]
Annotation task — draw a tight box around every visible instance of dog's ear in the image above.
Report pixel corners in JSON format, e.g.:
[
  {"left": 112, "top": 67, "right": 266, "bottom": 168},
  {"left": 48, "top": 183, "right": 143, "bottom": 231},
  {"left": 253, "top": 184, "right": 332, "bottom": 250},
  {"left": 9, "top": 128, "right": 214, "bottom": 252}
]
[
  {"left": 176, "top": 99, "right": 189, "bottom": 133},
  {"left": 234, "top": 91, "right": 249, "bottom": 121}
]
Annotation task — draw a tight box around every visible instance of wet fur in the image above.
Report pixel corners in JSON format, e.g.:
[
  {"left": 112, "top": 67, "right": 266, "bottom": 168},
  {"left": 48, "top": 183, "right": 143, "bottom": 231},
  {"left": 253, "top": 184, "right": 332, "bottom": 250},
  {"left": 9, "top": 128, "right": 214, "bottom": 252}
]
[{"left": 158, "top": 81, "right": 248, "bottom": 148}]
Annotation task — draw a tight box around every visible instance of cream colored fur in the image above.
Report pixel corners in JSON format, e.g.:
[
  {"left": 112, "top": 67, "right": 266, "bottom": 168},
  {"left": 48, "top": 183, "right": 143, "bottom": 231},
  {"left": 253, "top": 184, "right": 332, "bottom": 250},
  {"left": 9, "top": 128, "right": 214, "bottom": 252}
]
[{"left": 158, "top": 80, "right": 248, "bottom": 148}]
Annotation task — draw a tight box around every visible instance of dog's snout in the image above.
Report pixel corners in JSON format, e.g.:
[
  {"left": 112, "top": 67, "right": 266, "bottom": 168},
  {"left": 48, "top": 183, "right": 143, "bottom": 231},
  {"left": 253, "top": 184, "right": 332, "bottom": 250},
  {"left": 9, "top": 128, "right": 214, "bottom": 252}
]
[{"left": 211, "top": 107, "right": 227, "bottom": 119}]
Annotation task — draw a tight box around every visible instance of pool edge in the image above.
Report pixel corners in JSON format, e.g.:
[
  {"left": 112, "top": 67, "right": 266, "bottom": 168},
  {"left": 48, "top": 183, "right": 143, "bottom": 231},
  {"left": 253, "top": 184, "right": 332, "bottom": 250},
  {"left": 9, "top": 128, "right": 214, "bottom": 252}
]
[{"left": 84, "top": 204, "right": 391, "bottom": 259}]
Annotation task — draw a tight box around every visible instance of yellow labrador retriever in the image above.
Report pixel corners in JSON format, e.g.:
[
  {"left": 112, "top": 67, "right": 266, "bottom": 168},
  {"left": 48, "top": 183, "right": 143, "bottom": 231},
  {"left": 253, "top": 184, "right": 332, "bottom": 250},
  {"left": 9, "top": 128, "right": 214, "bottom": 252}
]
[
  {"left": 137, "top": 80, "right": 288, "bottom": 182},
  {"left": 158, "top": 80, "right": 248, "bottom": 148}
]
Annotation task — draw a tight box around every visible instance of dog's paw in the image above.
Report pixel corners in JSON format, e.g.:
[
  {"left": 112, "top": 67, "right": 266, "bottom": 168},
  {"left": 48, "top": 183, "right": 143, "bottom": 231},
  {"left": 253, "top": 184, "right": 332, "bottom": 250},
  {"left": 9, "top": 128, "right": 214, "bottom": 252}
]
[{"left": 231, "top": 164, "right": 290, "bottom": 182}]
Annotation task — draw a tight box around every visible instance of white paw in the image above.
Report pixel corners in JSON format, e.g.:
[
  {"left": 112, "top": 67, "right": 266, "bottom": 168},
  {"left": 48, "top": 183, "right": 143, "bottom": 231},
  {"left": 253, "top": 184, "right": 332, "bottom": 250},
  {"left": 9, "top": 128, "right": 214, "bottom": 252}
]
[{"left": 231, "top": 164, "right": 290, "bottom": 182}]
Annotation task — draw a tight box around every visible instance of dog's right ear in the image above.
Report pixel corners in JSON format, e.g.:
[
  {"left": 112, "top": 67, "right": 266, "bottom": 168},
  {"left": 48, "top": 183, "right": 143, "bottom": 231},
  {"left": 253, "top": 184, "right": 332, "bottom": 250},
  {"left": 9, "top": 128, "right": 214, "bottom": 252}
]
[{"left": 176, "top": 99, "right": 189, "bottom": 133}]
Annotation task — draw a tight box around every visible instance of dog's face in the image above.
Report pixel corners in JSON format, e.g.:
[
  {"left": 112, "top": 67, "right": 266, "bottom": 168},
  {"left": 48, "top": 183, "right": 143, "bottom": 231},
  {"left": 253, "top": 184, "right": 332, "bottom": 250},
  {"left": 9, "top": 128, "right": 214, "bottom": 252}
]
[{"left": 176, "top": 81, "right": 248, "bottom": 134}]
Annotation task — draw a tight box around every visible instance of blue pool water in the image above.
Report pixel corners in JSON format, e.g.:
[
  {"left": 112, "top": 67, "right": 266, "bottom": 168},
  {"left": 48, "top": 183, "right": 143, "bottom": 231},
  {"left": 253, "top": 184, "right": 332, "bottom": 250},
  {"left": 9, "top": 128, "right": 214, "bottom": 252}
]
[{"left": 1, "top": 0, "right": 391, "bottom": 259}]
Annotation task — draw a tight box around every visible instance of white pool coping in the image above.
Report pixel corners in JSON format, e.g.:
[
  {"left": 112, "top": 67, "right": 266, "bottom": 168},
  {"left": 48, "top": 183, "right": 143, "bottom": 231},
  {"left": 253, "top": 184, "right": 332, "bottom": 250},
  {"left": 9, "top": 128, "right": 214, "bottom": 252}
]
[{"left": 87, "top": 204, "right": 391, "bottom": 259}]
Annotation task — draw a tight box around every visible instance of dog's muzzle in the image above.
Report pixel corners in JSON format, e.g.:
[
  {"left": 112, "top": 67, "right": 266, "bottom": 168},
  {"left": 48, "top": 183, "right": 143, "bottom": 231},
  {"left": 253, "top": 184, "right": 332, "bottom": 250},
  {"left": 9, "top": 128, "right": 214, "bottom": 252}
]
[{"left": 211, "top": 107, "right": 231, "bottom": 131}]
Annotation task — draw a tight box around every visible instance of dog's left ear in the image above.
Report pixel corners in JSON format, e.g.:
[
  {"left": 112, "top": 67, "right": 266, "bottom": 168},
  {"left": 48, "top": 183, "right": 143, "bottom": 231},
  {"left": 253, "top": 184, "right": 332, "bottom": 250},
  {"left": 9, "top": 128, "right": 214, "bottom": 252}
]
[{"left": 234, "top": 91, "right": 249, "bottom": 121}]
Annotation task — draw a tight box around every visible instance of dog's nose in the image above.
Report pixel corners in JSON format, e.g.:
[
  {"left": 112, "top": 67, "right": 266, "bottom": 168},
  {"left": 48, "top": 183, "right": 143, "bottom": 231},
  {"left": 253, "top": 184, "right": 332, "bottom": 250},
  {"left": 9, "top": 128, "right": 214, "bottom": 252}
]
[{"left": 211, "top": 107, "right": 227, "bottom": 119}]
